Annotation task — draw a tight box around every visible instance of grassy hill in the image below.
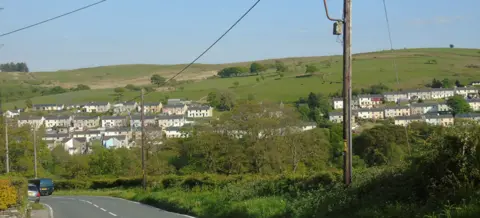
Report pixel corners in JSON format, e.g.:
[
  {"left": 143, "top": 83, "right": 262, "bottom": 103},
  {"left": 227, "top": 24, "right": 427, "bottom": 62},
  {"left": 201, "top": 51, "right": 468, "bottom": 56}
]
[{"left": 3, "top": 48, "right": 480, "bottom": 109}]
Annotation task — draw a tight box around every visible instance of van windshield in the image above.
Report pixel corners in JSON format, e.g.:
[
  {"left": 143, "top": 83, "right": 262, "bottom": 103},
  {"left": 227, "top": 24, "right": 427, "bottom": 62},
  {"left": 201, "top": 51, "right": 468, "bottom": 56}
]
[{"left": 40, "top": 179, "right": 53, "bottom": 185}]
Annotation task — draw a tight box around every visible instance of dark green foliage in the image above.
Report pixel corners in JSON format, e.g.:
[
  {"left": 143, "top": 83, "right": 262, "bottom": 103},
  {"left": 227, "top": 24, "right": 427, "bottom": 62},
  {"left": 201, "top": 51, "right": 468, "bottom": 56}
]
[
  {"left": 125, "top": 84, "right": 141, "bottom": 91},
  {"left": 217, "top": 67, "right": 250, "bottom": 78},
  {"left": 150, "top": 74, "right": 166, "bottom": 87},
  {"left": 0, "top": 62, "right": 29, "bottom": 72},
  {"left": 249, "top": 62, "right": 266, "bottom": 74},
  {"left": 275, "top": 60, "right": 287, "bottom": 72},
  {"left": 305, "top": 65, "right": 318, "bottom": 74},
  {"left": 447, "top": 95, "right": 472, "bottom": 115}
]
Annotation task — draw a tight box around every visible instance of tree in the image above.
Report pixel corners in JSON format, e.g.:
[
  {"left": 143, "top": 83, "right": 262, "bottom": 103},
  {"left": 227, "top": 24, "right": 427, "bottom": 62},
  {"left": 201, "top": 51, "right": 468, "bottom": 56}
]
[
  {"left": 150, "top": 74, "right": 166, "bottom": 87},
  {"left": 275, "top": 60, "right": 287, "bottom": 72},
  {"left": 25, "top": 98, "right": 33, "bottom": 109},
  {"left": 455, "top": 80, "right": 464, "bottom": 87},
  {"left": 447, "top": 95, "right": 472, "bottom": 115},
  {"left": 441, "top": 78, "right": 454, "bottom": 88},
  {"left": 125, "top": 84, "right": 141, "bottom": 91},
  {"left": 73, "top": 84, "right": 90, "bottom": 91},
  {"left": 233, "top": 81, "right": 240, "bottom": 88},
  {"left": 113, "top": 87, "right": 125, "bottom": 102},
  {"left": 0, "top": 62, "right": 29, "bottom": 72},
  {"left": 250, "top": 62, "right": 266, "bottom": 74},
  {"left": 430, "top": 78, "right": 443, "bottom": 88},
  {"left": 217, "top": 67, "right": 249, "bottom": 78},
  {"left": 449, "top": 44, "right": 454, "bottom": 49},
  {"left": 256, "top": 77, "right": 260, "bottom": 83},
  {"left": 207, "top": 90, "right": 236, "bottom": 111},
  {"left": 247, "top": 93, "right": 255, "bottom": 101},
  {"left": 305, "top": 65, "right": 318, "bottom": 74}
]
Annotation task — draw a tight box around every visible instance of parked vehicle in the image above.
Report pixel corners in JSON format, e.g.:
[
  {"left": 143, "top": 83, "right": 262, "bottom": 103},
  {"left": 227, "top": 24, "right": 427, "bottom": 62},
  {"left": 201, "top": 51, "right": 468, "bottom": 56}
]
[
  {"left": 28, "top": 183, "right": 40, "bottom": 203},
  {"left": 28, "top": 178, "right": 55, "bottom": 196}
]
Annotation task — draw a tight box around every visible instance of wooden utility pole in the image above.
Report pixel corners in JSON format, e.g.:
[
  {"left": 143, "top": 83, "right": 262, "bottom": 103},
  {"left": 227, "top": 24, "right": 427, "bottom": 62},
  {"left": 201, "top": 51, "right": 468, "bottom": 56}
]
[
  {"left": 140, "top": 89, "right": 146, "bottom": 190},
  {"left": 342, "top": 0, "right": 353, "bottom": 186},
  {"left": 33, "top": 127, "right": 38, "bottom": 178},
  {"left": 322, "top": 0, "right": 353, "bottom": 186},
  {"left": 5, "top": 116, "right": 9, "bottom": 173}
]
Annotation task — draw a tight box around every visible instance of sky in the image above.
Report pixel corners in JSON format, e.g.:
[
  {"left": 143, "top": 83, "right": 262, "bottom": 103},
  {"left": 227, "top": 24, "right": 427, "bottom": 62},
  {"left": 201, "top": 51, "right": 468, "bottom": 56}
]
[{"left": 0, "top": 0, "right": 478, "bottom": 71}]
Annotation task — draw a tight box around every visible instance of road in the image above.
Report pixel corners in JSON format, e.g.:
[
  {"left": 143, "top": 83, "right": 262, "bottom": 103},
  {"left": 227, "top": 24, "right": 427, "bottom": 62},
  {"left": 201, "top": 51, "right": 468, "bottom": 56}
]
[{"left": 40, "top": 196, "right": 195, "bottom": 218}]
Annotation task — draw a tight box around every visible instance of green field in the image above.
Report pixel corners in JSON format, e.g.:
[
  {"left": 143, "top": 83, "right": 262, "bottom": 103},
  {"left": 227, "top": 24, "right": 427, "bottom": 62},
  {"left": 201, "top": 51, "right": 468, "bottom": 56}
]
[{"left": 3, "top": 48, "right": 480, "bottom": 109}]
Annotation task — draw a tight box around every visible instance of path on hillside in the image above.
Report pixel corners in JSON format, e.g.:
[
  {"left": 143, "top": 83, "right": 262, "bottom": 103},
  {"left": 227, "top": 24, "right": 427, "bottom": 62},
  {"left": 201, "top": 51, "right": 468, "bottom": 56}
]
[{"left": 39, "top": 196, "right": 194, "bottom": 218}]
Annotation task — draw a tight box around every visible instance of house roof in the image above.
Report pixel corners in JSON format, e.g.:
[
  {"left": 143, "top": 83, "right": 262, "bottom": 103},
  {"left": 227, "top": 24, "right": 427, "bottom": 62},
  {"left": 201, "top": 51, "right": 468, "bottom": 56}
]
[
  {"left": 74, "top": 130, "right": 101, "bottom": 135},
  {"left": 165, "top": 126, "right": 181, "bottom": 131},
  {"left": 357, "top": 94, "right": 383, "bottom": 98},
  {"left": 144, "top": 102, "right": 161, "bottom": 106},
  {"left": 424, "top": 114, "right": 453, "bottom": 119},
  {"left": 158, "top": 115, "right": 184, "bottom": 120},
  {"left": 44, "top": 133, "right": 69, "bottom": 138},
  {"left": 18, "top": 116, "right": 43, "bottom": 121},
  {"left": 355, "top": 108, "right": 384, "bottom": 112},
  {"left": 431, "top": 88, "right": 455, "bottom": 92},
  {"left": 395, "top": 115, "right": 423, "bottom": 120},
  {"left": 467, "top": 98, "right": 480, "bottom": 103},
  {"left": 103, "top": 135, "right": 126, "bottom": 141},
  {"left": 33, "top": 104, "right": 63, "bottom": 107},
  {"left": 44, "top": 115, "right": 71, "bottom": 120},
  {"left": 383, "top": 91, "right": 408, "bottom": 95},
  {"left": 410, "top": 102, "right": 439, "bottom": 107},
  {"left": 85, "top": 102, "right": 110, "bottom": 106},
  {"left": 105, "top": 127, "right": 130, "bottom": 132},
  {"left": 101, "top": 116, "right": 125, "bottom": 120},
  {"left": 74, "top": 137, "right": 87, "bottom": 143},
  {"left": 74, "top": 116, "right": 99, "bottom": 120},
  {"left": 384, "top": 106, "right": 410, "bottom": 110},
  {"left": 456, "top": 113, "right": 480, "bottom": 118},
  {"left": 163, "top": 104, "right": 186, "bottom": 109},
  {"left": 131, "top": 115, "right": 156, "bottom": 120},
  {"left": 188, "top": 105, "right": 211, "bottom": 111}
]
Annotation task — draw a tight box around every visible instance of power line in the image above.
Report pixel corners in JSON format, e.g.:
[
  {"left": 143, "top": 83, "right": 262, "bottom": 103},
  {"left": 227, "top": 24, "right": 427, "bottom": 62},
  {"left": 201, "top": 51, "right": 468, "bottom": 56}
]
[
  {"left": 382, "top": 0, "right": 399, "bottom": 85},
  {"left": 0, "top": 0, "right": 107, "bottom": 38},
  {"left": 115, "top": 0, "right": 262, "bottom": 105}
]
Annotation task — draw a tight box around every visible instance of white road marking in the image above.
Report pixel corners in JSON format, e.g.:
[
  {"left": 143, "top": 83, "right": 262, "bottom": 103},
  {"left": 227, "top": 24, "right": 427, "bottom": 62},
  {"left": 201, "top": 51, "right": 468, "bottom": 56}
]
[
  {"left": 109, "top": 212, "right": 117, "bottom": 216},
  {"left": 86, "top": 201, "right": 92, "bottom": 204},
  {"left": 93, "top": 204, "right": 99, "bottom": 208},
  {"left": 100, "top": 208, "right": 107, "bottom": 212},
  {"left": 42, "top": 203, "right": 54, "bottom": 218}
]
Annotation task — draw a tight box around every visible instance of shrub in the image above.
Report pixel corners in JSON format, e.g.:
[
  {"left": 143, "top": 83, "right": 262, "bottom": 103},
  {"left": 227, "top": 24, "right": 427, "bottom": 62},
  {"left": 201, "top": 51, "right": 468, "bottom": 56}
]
[{"left": 0, "top": 180, "right": 18, "bottom": 210}]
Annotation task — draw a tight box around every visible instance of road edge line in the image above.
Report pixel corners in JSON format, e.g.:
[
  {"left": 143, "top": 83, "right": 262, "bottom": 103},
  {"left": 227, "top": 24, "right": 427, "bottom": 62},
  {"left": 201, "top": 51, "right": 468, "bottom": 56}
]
[
  {"left": 42, "top": 203, "right": 54, "bottom": 218},
  {"left": 86, "top": 196, "right": 196, "bottom": 218}
]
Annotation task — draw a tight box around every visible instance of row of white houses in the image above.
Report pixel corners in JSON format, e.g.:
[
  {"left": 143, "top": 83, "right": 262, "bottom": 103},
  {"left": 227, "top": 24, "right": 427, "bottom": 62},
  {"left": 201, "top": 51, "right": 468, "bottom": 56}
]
[
  {"left": 17, "top": 113, "right": 201, "bottom": 130},
  {"left": 332, "top": 86, "right": 479, "bottom": 110}
]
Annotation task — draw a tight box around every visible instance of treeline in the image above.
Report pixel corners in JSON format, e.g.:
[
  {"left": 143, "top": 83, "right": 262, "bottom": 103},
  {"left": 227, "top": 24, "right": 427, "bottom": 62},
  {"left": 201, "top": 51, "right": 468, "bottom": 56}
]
[
  {"left": 217, "top": 60, "right": 290, "bottom": 78},
  {"left": 427, "top": 77, "right": 464, "bottom": 88},
  {"left": 0, "top": 62, "right": 29, "bottom": 72},
  {"left": 0, "top": 84, "right": 90, "bottom": 105}
]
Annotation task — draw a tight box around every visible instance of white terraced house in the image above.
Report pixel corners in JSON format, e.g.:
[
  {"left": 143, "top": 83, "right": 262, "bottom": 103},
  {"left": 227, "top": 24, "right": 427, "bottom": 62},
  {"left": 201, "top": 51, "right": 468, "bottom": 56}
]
[
  {"left": 394, "top": 115, "right": 423, "bottom": 126},
  {"left": 455, "top": 87, "right": 478, "bottom": 98},
  {"left": 407, "top": 89, "right": 432, "bottom": 100},
  {"left": 410, "top": 103, "right": 439, "bottom": 115},
  {"left": 32, "top": 104, "right": 64, "bottom": 111},
  {"left": 73, "top": 116, "right": 100, "bottom": 130},
  {"left": 383, "top": 91, "right": 408, "bottom": 103},
  {"left": 424, "top": 114, "right": 454, "bottom": 126},
  {"left": 44, "top": 115, "right": 72, "bottom": 128},
  {"left": 430, "top": 88, "right": 455, "bottom": 99},
  {"left": 158, "top": 115, "right": 185, "bottom": 127},
  {"left": 384, "top": 106, "right": 411, "bottom": 118},
  {"left": 83, "top": 102, "right": 111, "bottom": 113},
  {"left": 467, "top": 98, "right": 480, "bottom": 111},
  {"left": 130, "top": 115, "right": 157, "bottom": 128},
  {"left": 187, "top": 105, "right": 213, "bottom": 118},
  {"left": 101, "top": 116, "right": 127, "bottom": 128},
  {"left": 17, "top": 116, "right": 44, "bottom": 129},
  {"left": 354, "top": 108, "right": 384, "bottom": 120},
  {"left": 357, "top": 95, "right": 383, "bottom": 109}
]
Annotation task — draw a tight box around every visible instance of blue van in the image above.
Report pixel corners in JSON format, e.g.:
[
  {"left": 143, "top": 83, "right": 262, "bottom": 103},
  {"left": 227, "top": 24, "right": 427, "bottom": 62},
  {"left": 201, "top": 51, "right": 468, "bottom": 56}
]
[{"left": 28, "top": 178, "right": 54, "bottom": 196}]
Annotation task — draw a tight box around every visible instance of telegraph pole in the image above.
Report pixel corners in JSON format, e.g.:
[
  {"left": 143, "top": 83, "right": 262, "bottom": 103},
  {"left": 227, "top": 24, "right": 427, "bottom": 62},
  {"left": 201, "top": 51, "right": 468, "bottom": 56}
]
[
  {"left": 342, "top": 0, "right": 353, "bottom": 186},
  {"left": 5, "top": 115, "right": 9, "bottom": 173},
  {"left": 140, "top": 89, "right": 146, "bottom": 190},
  {"left": 33, "top": 127, "right": 38, "bottom": 178},
  {"left": 322, "top": 0, "right": 352, "bottom": 186}
]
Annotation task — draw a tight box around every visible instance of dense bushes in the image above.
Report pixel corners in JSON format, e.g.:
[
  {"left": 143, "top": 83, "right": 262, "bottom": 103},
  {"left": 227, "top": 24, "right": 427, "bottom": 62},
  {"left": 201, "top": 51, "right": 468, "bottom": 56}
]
[
  {"left": 0, "top": 176, "right": 27, "bottom": 211},
  {"left": 0, "top": 180, "right": 17, "bottom": 210}
]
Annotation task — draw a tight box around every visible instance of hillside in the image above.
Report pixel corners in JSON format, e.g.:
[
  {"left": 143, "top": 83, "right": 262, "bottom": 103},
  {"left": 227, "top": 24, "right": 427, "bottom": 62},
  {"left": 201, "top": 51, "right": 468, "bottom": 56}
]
[{"left": 3, "top": 48, "right": 480, "bottom": 109}]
